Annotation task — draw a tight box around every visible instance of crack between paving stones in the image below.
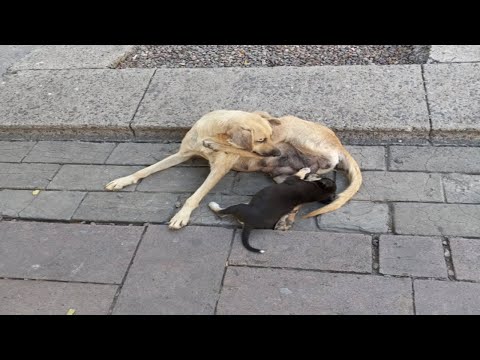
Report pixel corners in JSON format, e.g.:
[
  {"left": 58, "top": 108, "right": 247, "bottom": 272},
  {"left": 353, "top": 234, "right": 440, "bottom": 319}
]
[
  {"left": 420, "top": 65, "right": 434, "bottom": 144},
  {"left": 108, "top": 225, "right": 148, "bottom": 315},
  {"left": 128, "top": 69, "right": 157, "bottom": 139},
  {"left": 214, "top": 228, "right": 237, "bottom": 315}
]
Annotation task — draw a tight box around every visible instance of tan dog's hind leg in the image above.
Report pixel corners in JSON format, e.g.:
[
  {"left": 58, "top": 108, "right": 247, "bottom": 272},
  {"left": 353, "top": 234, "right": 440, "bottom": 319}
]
[
  {"left": 275, "top": 205, "right": 301, "bottom": 231},
  {"left": 273, "top": 167, "right": 310, "bottom": 230},
  {"left": 105, "top": 152, "right": 191, "bottom": 191},
  {"left": 169, "top": 153, "right": 239, "bottom": 230}
]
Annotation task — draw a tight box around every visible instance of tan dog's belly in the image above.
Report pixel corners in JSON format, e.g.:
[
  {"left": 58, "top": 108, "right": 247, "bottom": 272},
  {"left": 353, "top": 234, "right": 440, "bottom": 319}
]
[{"left": 232, "top": 143, "right": 332, "bottom": 177}]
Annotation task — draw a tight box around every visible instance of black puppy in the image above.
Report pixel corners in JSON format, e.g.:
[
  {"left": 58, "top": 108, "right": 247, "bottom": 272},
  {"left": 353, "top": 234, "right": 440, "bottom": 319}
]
[{"left": 208, "top": 168, "right": 336, "bottom": 253}]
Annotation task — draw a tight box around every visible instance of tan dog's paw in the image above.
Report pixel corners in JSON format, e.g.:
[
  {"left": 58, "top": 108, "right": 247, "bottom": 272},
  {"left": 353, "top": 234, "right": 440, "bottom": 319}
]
[
  {"left": 202, "top": 140, "right": 220, "bottom": 151},
  {"left": 306, "top": 173, "right": 322, "bottom": 181},
  {"left": 105, "top": 175, "right": 137, "bottom": 191},
  {"left": 168, "top": 209, "right": 192, "bottom": 230},
  {"left": 295, "top": 167, "right": 311, "bottom": 179},
  {"left": 274, "top": 216, "right": 293, "bottom": 231}
]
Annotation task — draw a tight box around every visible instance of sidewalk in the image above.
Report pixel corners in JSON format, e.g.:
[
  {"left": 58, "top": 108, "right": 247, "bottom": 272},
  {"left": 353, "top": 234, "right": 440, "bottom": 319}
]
[{"left": 1, "top": 45, "right": 479, "bottom": 314}]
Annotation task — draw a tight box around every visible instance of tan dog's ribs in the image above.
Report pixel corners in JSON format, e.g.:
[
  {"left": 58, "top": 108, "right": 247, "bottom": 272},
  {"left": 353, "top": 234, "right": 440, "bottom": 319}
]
[{"left": 202, "top": 139, "right": 264, "bottom": 159}]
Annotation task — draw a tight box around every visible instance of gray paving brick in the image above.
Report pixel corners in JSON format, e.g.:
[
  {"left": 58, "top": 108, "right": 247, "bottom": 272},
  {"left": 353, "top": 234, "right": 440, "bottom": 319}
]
[
  {"left": 394, "top": 203, "right": 480, "bottom": 237},
  {"left": 389, "top": 146, "right": 480, "bottom": 173},
  {"left": 379, "top": 235, "right": 447, "bottom": 278},
  {"left": 318, "top": 201, "right": 390, "bottom": 233},
  {"left": 105, "top": 142, "right": 208, "bottom": 167},
  {"left": 113, "top": 225, "right": 232, "bottom": 314},
  {"left": 10, "top": 45, "right": 134, "bottom": 70},
  {"left": 72, "top": 192, "right": 178, "bottom": 223},
  {"left": 106, "top": 142, "right": 178, "bottom": 164},
  {"left": 342, "top": 171, "right": 443, "bottom": 202},
  {"left": 345, "top": 146, "right": 386, "bottom": 170},
  {"left": 0, "top": 141, "right": 35, "bottom": 162},
  {"left": 0, "top": 279, "right": 117, "bottom": 315},
  {"left": 186, "top": 193, "right": 252, "bottom": 227},
  {"left": 290, "top": 202, "right": 321, "bottom": 231},
  {"left": 132, "top": 66, "right": 429, "bottom": 142},
  {"left": 0, "top": 69, "right": 154, "bottom": 140},
  {"left": 0, "top": 221, "right": 142, "bottom": 283},
  {"left": 229, "top": 230, "right": 371, "bottom": 273},
  {"left": 424, "top": 64, "right": 480, "bottom": 142},
  {"left": 0, "top": 189, "right": 35, "bottom": 217},
  {"left": 136, "top": 166, "right": 234, "bottom": 193},
  {"left": 0, "top": 163, "right": 60, "bottom": 189},
  {"left": 23, "top": 141, "right": 116, "bottom": 164},
  {"left": 19, "top": 191, "right": 85, "bottom": 220},
  {"left": 217, "top": 267, "right": 413, "bottom": 315},
  {"left": 443, "top": 174, "right": 480, "bottom": 203},
  {"left": 232, "top": 172, "right": 275, "bottom": 195},
  {"left": 48, "top": 165, "right": 143, "bottom": 191},
  {"left": 415, "top": 279, "right": 480, "bottom": 315},
  {"left": 449, "top": 238, "right": 480, "bottom": 281}
]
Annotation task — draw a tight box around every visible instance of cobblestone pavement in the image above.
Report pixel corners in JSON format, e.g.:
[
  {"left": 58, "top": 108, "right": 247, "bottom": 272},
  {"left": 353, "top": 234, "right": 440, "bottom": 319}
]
[{"left": 1, "top": 140, "right": 480, "bottom": 314}]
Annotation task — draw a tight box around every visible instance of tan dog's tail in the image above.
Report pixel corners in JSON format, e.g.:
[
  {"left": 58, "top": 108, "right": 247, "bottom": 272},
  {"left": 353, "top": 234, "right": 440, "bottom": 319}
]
[{"left": 303, "top": 148, "right": 362, "bottom": 218}]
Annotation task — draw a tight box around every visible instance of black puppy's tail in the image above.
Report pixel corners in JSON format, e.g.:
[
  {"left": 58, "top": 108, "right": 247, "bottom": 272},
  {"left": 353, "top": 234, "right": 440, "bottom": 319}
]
[{"left": 241, "top": 226, "right": 264, "bottom": 254}]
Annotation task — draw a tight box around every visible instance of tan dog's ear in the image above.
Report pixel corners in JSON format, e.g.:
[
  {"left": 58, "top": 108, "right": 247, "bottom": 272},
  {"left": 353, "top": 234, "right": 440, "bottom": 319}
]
[
  {"left": 268, "top": 118, "right": 282, "bottom": 126},
  {"left": 226, "top": 126, "right": 253, "bottom": 151}
]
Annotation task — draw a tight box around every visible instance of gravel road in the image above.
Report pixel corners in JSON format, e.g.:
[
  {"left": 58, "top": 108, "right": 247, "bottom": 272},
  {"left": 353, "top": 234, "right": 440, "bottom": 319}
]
[{"left": 117, "top": 45, "right": 430, "bottom": 68}]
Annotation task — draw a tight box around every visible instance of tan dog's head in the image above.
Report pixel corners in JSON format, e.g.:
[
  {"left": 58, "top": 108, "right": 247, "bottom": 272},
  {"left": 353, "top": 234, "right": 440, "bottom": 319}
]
[{"left": 225, "top": 115, "right": 281, "bottom": 157}]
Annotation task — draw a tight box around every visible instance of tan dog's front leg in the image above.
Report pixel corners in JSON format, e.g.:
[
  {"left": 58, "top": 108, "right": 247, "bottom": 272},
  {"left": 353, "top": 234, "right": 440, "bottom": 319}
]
[{"left": 168, "top": 153, "right": 239, "bottom": 230}]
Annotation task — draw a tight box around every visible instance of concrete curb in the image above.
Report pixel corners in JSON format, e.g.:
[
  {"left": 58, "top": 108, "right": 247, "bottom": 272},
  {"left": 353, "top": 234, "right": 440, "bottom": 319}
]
[{"left": 0, "top": 47, "right": 479, "bottom": 145}]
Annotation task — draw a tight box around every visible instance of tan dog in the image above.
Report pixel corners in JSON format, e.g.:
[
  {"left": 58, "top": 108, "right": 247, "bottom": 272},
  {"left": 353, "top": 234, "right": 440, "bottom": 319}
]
[{"left": 105, "top": 110, "right": 362, "bottom": 229}]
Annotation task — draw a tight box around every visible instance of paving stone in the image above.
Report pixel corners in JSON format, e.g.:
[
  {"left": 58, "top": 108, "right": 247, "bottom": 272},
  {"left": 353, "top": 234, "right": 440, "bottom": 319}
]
[
  {"left": 72, "top": 192, "right": 178, "bottom": 223},
  {"left": 0, "top": 279, "right": 117, "bottom": 315},
  {"left": 0, "top": 221, "right": 142, "bottom": 283},
  {"left": 23, "top": 141, "right": 116, "bottom": 164},
  {"left": 415, "top": 279, "right": 480, "bottom": 315},
  {"left": 136, "top": 166, "right": 234, "bottom": 193},
  {"left": 0, "top": 189, "right": 35, "bottom": 217},
  {"left": 48, "top": 165, "right": 143, "bottom": 191},
  {"left": 393, "top": 203, "right": 480, "bottom": 237},
  {"left": 449, "top": 238, "right": 480, "bottom": 281},
  {"left": 10, "top": 45, "right": 134, "bottom": 70},
  {"left": 429, "top": 45, "right": 480, "bottom": 63},
  {"left": 424, "top": 64, "right": 480, "bottom": 142},
  {"left": 318, "top": 201, "right": 390, "bottom": 233},
  {"left": 18, "top": 191, "right": 85, "bottom": 220},
  {"left": 0, "top": 69, "right": 154, "bottom": 140},
  {"left": 343, "top": 171, "right": 443, "bottom": 202},
  {"left": 389, "top": 146, "right": 480, "bottom": 173},
  {"left": 113, "top": 225, "right": 232, "bottom": 314},
  {"left": 344, "top": 145, "right": 386, "bottom": 170},
  {"left": 0, "top": 141, "right": 35, "bottom": 162},
  {"left": 217, "top": 267, "right": 413, "bottom": 315},
  {"left": 379, "top": 235, "right": 447, "bottom": 278},
  {"left": 0, "top": 163, "right": 60, "bottom": 189},
  {"left": 132, "top": 66, "right": 429, "bottom": 142},
  {"left": 443, "top": 174, "right": 480, "bottom": 203},
  {"left": 229, "top": 230, "right": 371, "bottom": 273}
]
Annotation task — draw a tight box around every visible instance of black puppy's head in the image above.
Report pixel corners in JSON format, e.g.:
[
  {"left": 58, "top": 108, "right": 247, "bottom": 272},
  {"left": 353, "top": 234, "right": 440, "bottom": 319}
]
[{"left": 313, "top": 178, "right": 337, "bottom": 203}]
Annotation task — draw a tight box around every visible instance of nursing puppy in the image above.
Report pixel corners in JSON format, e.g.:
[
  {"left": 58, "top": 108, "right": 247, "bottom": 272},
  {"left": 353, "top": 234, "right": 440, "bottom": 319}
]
[{"left": 208, "top": 168, "right": 336, "bottom": 253}]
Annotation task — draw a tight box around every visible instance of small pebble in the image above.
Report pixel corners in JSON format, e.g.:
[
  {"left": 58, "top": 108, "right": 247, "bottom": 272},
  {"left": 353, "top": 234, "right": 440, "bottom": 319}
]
[
  {"left": 373, "top": 263, "right": 379, "bottom": 270},
  {"left": 448, "top": 269, "right": 455, "bottom": 276},
  {"left": 444, "top": 250, "right": 450, "bottom": 257}
]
